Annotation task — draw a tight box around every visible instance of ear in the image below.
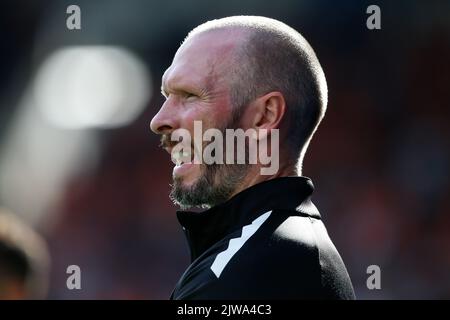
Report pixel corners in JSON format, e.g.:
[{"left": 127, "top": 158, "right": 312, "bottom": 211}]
[{"left": 249, "top": 91, "right": 286, "bottom": 135}]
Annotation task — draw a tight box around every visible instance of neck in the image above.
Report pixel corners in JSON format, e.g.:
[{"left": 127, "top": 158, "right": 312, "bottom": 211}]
[{"left": 229, "top": 161, "right": 298, "bottom": 200}]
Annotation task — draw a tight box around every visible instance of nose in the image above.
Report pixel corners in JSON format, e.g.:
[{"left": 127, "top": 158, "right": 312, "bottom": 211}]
[{"left": 150, "top": 100, "right": 177, "bottom": 135}]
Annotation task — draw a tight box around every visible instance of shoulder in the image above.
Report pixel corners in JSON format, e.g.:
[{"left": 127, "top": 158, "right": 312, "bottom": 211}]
[
  {"left": 209, "top": 212, "right": 320, "bottom": 298},
  {"left": 218, "top": 210, "right": 355, "bottom": 299}
]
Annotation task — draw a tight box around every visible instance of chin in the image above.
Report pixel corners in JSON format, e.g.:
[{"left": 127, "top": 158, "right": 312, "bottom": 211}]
[{"left": 173, "top": 165, "right": 202, "bottom": 187}]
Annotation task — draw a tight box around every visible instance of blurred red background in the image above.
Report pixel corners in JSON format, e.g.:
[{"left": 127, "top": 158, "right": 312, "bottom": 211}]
[{"left": 0, "top": 0, "right": 449, "bottom": 299}]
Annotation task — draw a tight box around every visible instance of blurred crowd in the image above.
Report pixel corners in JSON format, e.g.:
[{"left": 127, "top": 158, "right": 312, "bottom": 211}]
[{"left": 0, "top": 1, "right": 449, "bottom": 299}]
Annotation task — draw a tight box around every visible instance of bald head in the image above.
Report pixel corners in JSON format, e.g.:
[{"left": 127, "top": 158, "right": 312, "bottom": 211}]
[
  {"left": 183, "top": 16, "right": 328, "bottom": 169},
  {"left": 151, "top": 16, "right": 328, "bottom": 207}
]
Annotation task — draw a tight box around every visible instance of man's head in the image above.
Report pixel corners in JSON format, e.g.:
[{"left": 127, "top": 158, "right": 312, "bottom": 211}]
[{"left": 150, "top": 16, "right": 327, "bottom": 209}]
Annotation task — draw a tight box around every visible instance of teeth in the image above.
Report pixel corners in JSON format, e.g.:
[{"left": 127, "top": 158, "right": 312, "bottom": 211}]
[{"left": 172, "top": 150, "right": 191, "bottom": 166}]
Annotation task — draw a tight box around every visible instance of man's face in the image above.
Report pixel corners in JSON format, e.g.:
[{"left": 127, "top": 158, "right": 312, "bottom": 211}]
[{"left": 150, "top": 31, "right": 248, "bottom": 208}]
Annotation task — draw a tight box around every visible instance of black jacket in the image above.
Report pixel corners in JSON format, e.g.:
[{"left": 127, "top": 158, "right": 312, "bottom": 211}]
[{"left": 170, "top": 176, "right": 355, "bottom": 299}]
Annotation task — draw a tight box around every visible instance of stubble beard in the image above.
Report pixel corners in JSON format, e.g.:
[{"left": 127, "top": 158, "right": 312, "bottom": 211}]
[{"left": 169, "top": 115, "right": 250, "bottom": 210}]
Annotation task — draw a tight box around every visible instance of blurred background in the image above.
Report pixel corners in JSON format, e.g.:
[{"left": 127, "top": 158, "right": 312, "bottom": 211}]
[{"left": 0, "top": 0, "right": 449, "bottom": 299}]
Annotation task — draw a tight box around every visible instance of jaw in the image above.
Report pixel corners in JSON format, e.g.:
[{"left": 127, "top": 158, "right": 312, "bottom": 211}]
[{"left": 172, "top": 163, "right": 203, "bottom": 188}]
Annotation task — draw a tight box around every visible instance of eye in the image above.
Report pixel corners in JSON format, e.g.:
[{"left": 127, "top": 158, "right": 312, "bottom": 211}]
[{"left": 185, "top": 92, "right": 197, "bottom": 100}]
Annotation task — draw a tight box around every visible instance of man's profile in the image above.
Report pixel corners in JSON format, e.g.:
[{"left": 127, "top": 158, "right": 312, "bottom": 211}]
[{"left": 150, "top": 16, "right": 355, "bottom": 299}]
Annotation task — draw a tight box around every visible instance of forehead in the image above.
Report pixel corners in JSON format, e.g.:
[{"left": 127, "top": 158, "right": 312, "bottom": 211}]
[{"left": 162, "top": 30, "right": 243, "bottom": 91}]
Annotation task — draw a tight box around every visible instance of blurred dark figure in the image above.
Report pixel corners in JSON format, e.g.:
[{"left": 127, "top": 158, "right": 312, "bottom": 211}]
[{"left": 0, "top": 209, "right": 50, "bottom": 299}]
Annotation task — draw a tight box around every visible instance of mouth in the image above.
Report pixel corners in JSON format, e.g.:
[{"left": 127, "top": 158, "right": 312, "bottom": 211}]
[
  {"left": 171, "top": 149, "right": 196, "bottom": 178},
  {"left": 171, "top": 149, "right": 192, "bottom": 166}
]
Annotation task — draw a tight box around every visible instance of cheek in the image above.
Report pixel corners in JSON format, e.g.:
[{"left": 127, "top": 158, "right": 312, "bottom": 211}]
[
  {"left": 180, "top": 106, "right": 222, "bottom": 131},
  {"left": 179, "top": 93, "right": 234, "bottom": 132},
  {"left": 205, "top": 103, "right": 234, "bottom": 130},
  {"left": 179, "top": 105, "right": 206, "bottom": 130}
]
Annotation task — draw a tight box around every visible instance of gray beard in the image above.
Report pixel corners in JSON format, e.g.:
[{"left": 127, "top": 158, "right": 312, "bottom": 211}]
[
  {"left": 169, "top": 104, "right": 251, "bottom": 210},
  {"left": 170, "top": 161, "right": 249, "bottom": 210}
]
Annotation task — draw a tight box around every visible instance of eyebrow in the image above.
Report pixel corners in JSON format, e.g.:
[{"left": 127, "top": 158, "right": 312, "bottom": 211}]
[
  {"left": 160, "top": 79, "right": 208, "bottom": 98},
  {"left": 160, "top": 63, "right": 217, "bottom": 98}
]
